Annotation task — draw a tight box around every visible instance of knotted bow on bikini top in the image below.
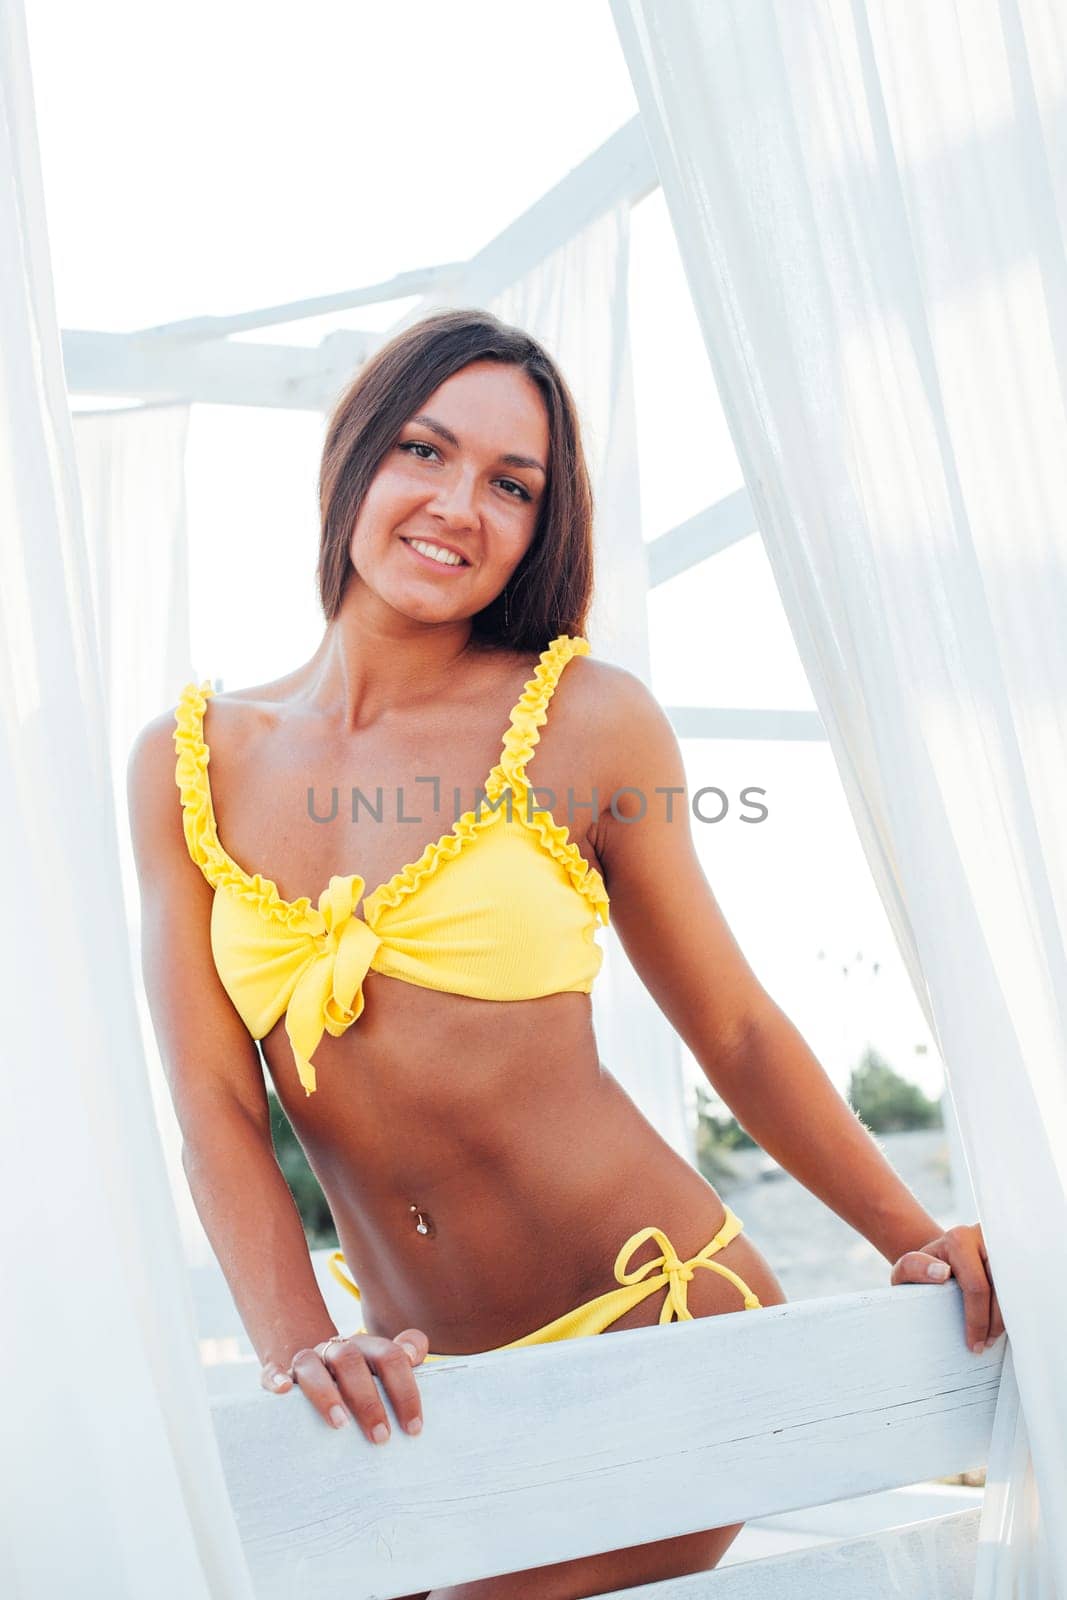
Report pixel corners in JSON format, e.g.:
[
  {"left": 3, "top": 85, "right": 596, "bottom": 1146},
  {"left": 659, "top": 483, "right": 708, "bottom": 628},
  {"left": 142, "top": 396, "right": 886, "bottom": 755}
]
[{"left": 173, "top": 634, "right": 609, "bottom": 1098}]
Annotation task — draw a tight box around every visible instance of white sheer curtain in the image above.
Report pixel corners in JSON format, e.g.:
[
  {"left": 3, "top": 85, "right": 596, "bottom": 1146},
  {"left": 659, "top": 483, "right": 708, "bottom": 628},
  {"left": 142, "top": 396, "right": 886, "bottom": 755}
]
[
  {"left": 73, "top": 402, "right": 193, "bottom": 915},
  {"left": 0, "top": 1, "right": 253, "bottom": 1591},
  {"left": 611, "top": 0, "right": 1067, "bottom": 1591},
  {"left": 72, "top": 403, "right": 215, "bottom": 1268},
  {"left": 438, "top": 203, "right": 693, "bottom": 1158}
]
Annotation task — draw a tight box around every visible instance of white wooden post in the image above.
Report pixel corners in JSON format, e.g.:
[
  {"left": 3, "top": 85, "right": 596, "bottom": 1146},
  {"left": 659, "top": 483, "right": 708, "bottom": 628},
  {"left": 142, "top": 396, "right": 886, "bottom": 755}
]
[{"left": 210, "top": 1284, "right": 999, "bottom": 1599}]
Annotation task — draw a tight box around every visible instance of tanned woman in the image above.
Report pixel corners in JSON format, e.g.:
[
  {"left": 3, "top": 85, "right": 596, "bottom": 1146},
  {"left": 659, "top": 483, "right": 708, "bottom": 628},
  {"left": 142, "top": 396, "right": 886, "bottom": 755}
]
[{"left": 128, "top": 307, "right": 1001, "bottom": 1599}]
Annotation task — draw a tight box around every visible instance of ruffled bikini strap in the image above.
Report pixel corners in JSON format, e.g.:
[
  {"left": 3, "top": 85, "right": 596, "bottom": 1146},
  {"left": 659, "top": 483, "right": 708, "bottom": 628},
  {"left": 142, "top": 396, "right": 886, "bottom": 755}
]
[
  {"left": 493, "top": 632, "right": 591, "bottom": 796},
  {"left": 486, "top": 634, "right": 609, "bottom": 929},
  {"left": 173, "top": 679, "right": 231, "bottom": 890}
]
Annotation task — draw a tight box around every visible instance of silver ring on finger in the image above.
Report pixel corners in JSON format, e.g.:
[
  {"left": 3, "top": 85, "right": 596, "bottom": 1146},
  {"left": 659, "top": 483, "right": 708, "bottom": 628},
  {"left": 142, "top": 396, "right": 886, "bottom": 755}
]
[{"left": 318, "top": 1336, "right": 347, "bottom": 1365}]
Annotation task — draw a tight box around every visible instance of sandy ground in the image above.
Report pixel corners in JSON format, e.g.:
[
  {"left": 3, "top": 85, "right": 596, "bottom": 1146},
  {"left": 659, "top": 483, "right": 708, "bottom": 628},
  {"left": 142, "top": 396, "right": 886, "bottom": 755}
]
[{"left": 716, "top": 1127, "right": 960, "bottom": 1300}]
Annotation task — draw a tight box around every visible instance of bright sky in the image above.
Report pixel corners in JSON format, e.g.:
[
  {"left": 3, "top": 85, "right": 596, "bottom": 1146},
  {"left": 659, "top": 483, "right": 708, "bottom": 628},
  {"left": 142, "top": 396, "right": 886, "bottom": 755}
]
[{"left": 27, "top": 0, "right": 943, "bottom": 1099}]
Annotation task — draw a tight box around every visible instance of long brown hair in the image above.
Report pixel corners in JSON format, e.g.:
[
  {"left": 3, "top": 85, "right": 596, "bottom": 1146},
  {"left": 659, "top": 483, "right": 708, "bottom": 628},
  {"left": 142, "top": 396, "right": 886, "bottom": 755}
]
[{"left": 317, "top": 308, "right": 595, "bottom": 650}]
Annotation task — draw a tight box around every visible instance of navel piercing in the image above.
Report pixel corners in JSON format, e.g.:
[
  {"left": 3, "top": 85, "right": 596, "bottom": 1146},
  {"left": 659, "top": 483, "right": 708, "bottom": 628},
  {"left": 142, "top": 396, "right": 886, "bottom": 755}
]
[{"left": 409, "top": 1204, "right": 435, "bottom": 1237}]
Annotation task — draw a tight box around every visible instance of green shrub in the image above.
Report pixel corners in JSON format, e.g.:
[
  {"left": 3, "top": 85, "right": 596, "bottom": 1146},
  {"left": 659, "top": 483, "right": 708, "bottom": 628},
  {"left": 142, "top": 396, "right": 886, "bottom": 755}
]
[
  {"left": 694, "top": 1119, "right": 739, "bottom": 1188},
  {"left": 693, "top": 1084, "right": 756, "bottom": 1187},
  {"left": 267, "top": 1091, "right": 339, "bottom": 1249},
  {"left": 847, "top": 1048, "right": 942, "bottom": 1133}
]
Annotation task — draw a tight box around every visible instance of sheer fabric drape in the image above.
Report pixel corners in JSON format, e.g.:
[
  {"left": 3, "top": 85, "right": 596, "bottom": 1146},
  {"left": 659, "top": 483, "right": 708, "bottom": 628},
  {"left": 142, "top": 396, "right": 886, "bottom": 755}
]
[
  {"left": 72, "top": 402, "right": 216, "bottom": 1268},
  {"left": 1, "top": 0, "right": 253, "bottom": 1590},
  {"left": 73, "top": 401, "right": 193, "bottom": 899},
  {"left": 611, "top": 1, "right": 1067, "bottom": 1590}
]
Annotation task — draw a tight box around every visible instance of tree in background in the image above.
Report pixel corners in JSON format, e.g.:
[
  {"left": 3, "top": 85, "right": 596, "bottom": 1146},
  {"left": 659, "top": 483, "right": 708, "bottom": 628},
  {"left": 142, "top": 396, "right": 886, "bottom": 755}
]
[
  {"left": 694, "top": 1042, "right": 942, "bottom": 1190},
  {"left": 847, "top": 1046, "right": 943, "bottom": 1133},
  {"left": 693, "top": 1083, "right": 755, "bottom": 1188},
  {"left": 268, "top": 1091, "right": 338, "bottom": 1248}
]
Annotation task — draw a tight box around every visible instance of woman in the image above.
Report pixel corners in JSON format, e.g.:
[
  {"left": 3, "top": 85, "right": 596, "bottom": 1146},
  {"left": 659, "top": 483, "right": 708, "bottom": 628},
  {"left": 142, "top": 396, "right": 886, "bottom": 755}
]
[{"left": 128, "top": 307, "right": 1002, "bottom": 1599}]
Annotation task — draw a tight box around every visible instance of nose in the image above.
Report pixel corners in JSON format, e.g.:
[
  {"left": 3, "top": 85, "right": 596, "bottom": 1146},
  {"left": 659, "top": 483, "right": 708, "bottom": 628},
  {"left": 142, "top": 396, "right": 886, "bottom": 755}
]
[{"left": 431, "top": 466, "right": 480, "bottom": 529}]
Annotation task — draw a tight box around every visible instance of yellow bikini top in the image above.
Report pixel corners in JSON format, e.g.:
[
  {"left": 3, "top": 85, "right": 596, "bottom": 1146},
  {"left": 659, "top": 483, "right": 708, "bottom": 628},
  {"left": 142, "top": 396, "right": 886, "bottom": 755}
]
[{"left": 173, "top": 633, "right": 610, "bottom": 1097}]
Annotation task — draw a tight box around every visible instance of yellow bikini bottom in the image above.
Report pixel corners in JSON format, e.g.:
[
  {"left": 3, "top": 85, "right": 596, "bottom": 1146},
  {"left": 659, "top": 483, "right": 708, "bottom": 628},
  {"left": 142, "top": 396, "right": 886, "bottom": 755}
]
[{"left": 327, "top": 1204, "right": 763, "bottom": 1362}]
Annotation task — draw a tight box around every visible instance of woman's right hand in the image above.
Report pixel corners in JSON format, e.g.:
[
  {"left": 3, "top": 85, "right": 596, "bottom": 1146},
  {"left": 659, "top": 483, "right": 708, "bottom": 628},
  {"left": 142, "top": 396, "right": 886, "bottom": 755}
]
[{"left": 260, "top": 1328, "right": 430, "bottom": 1443}]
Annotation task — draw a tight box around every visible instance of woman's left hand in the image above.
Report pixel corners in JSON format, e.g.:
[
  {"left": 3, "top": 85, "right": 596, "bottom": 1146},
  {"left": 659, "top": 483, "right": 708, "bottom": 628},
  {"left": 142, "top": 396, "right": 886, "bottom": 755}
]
[{"left": 889, "top": 1223, "right": 1005, "bottom": 1354}]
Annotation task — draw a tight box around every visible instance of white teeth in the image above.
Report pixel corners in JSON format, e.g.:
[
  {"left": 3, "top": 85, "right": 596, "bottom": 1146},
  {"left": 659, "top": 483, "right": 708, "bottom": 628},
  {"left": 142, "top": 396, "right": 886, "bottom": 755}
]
[{"left": 405, "top": 538, "right": 465, "bottom": 567}]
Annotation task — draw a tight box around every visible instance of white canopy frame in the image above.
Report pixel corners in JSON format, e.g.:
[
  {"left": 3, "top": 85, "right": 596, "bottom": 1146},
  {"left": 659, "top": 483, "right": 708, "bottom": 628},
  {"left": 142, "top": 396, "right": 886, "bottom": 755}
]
[{"left": 64, "top": 116, "right": 823, "bottom": 748}]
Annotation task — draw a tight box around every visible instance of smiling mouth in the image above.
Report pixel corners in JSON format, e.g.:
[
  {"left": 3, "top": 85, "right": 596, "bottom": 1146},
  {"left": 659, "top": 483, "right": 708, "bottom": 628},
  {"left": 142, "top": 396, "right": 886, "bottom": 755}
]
[{"left": 401, "top": 537, "right": 471, "bottom": 569}]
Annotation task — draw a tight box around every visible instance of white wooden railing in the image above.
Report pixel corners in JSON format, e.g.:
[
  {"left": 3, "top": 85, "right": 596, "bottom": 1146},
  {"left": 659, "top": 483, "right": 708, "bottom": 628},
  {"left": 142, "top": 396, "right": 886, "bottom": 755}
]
[{"left": 206, "top": 1281, "right": 999, "bottom": 1599}]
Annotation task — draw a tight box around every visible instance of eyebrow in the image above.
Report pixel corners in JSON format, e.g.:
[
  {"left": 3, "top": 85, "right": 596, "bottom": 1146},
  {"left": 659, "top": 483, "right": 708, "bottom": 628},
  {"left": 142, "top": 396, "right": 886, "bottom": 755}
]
[{"left": 408, "top": 413, "right": 547, "bottom": 476}]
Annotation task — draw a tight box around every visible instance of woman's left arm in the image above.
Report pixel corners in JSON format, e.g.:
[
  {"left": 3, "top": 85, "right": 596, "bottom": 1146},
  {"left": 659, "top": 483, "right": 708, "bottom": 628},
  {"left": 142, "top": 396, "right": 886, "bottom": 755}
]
[{"left": 589, "top": 666, "right": 1003, "bottom": 1354}]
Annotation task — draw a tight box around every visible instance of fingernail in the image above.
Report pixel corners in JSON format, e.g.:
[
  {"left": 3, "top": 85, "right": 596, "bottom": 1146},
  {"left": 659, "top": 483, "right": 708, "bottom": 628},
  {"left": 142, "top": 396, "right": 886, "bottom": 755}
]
[
  {"left": 398, "top": 1340, "right": 418, "bottom": 1363},
  {"left": 971, "top": 1341, "right": 984, "bottom": 1355},
  {"left": 928, "top": 1262, "right": 950, "bottom": 1280},
  {"left": 406, "top": 1417, "right": 423, "bottom": 1435},
  {"left": 271, "top": 1373, "right": 289, "bottom": 1388},
  {"left": 329, "top": 1405, "right": 349, "bottom": 1429},
  {"left": 371, "top": 1423, "right": 389, "bottom": 1444}
]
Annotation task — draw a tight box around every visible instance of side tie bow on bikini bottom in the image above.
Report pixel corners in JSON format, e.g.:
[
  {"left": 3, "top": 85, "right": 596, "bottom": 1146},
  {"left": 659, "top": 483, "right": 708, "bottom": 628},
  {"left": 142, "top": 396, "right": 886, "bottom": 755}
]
[{"left": 327, "top": 1205, "right": 763, "bottom": 1362}]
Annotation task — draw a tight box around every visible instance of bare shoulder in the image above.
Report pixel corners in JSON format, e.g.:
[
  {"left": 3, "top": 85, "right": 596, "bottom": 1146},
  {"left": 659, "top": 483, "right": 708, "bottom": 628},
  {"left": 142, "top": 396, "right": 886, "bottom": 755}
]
[
  {"left": 134, "top": 672, "right": 300, "bottom": 791},
  {"left": 124, "top": 679, "right": 264, "bottom": 862},
  {"left": 561, "top": 653, "right": 678, "bottom": 792},
  {"left": 126, "top": 688, "right": 233, "bottom": 906},
  {"left": 565, "top": 653, "right": 661, "bottom": 720},
  {"left": 126, "top": 701, "right": 189, "bottom": 845}
]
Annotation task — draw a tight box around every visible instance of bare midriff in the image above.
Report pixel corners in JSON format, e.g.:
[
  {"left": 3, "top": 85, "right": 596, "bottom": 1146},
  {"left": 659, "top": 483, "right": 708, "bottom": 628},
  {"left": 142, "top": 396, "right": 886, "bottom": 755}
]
[{"left": 263, "top": 975, "right": 780, "bottom": 1355}]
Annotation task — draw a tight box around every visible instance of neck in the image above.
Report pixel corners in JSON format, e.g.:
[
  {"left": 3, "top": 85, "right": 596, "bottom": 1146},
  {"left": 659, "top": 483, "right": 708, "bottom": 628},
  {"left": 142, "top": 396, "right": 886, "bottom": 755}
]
[{"left": 298, "top": 587, "right": 489, "bottom": 732}]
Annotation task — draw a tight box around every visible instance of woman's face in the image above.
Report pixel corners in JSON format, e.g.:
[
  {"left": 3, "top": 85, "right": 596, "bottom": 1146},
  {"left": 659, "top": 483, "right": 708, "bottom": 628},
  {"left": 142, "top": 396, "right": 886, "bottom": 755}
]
[{"left": 349, "top": 358, "right": 549, "bottom": 627}]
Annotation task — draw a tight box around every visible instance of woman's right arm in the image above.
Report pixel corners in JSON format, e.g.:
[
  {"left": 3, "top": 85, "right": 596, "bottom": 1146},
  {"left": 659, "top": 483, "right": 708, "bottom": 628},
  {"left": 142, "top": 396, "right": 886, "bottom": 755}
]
[{"left": 125, "top": 713, "right": 428, "bottom": 1440}]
